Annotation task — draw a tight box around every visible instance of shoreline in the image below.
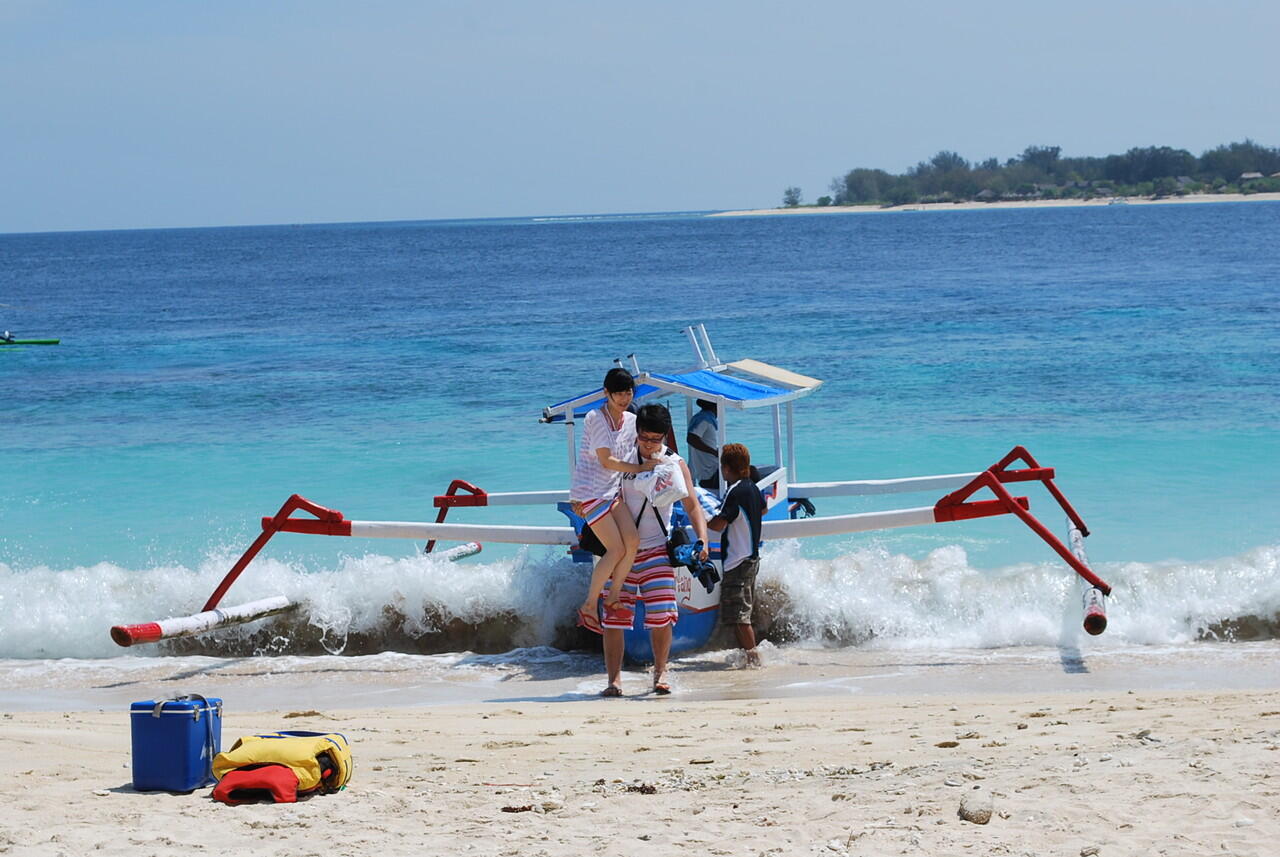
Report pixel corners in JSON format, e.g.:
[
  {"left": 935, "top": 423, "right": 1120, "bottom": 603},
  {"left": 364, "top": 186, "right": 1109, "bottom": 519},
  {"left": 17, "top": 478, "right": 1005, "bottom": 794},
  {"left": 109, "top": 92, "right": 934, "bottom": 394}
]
[
  {"left": 711, "top": 191, "right": 1280, "bottom": 217},
  {"left": 3, "top": 640, "right": 1277, "bottom": 713}
]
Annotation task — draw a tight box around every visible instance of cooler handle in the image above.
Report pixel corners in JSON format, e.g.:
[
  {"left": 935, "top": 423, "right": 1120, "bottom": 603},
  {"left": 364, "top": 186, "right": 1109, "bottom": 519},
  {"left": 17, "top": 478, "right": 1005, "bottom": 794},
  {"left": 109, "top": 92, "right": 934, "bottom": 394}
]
[{"left": 150, "top": 693, "right": 218, "bottom": 721}]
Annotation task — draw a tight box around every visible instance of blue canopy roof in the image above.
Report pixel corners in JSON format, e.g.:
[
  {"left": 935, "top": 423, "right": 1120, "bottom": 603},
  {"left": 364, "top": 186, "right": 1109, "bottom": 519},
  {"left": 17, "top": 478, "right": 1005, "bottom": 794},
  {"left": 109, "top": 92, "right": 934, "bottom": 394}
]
[
  {"left": 648, "top": 370, "right": 789, "bottom": 402},
  {"left": 541, "top": 369, "right": 798, "bottom": 422}
]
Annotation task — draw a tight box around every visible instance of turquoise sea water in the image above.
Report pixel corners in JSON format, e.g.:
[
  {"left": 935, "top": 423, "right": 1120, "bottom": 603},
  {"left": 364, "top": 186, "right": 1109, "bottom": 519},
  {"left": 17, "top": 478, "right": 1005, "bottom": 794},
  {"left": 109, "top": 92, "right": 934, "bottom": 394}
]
[{"left": 2, "top": 203, "right": 1278, "bottom": 659}]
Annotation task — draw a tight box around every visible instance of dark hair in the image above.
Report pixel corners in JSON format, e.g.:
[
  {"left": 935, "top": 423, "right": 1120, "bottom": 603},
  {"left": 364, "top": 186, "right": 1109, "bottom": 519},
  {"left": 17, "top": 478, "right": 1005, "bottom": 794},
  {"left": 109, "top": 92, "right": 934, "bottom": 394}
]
[
  {"left": 636, "top": 403, "right": 672, "bottom": 436},
  {"left": 696, "top": 399, "right": 717, "bottom": 410},
  {"left": 721, "top": 442, "right": 751, "bottom": 478},
  {"left": 603, "top": 368, "right": 635, "bottom": 393}
]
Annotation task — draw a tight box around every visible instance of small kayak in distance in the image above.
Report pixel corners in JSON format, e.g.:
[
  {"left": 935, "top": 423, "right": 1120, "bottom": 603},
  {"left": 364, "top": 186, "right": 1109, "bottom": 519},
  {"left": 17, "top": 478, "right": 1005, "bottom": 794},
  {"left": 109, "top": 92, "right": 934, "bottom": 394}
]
[{"left": 0, "top": 338, "right": 60, "bottom": 345}]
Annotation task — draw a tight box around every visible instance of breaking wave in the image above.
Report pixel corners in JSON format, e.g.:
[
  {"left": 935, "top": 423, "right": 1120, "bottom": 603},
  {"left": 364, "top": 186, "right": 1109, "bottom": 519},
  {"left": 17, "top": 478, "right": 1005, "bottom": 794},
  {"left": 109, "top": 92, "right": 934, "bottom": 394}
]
[{"left": 1, "top": 541, "right": 1277, "bottom": 659}]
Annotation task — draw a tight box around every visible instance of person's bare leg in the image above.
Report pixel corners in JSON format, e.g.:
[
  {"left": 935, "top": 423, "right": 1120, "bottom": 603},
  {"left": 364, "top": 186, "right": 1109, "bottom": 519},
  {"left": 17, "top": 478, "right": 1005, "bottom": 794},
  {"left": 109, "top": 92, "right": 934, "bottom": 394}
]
[
  {"left": 734, "top": 623, "right": 760, "bottom": 665},
  {"left": 650, "top": 624, "right": 673, "bottom": 690},
  {"left": 602, "top": 503, "right": 639, "bottom": 608},
  {"left": 580, "top": 512, "right": 626, "bottom": 613},
  {"left": 602, "top": 628, "right": 625, "bottom": 695}
]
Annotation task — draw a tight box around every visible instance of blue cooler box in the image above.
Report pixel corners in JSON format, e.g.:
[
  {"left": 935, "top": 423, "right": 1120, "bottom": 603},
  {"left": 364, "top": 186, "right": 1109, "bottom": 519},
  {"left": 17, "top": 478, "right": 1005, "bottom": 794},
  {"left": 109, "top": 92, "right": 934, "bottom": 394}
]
[{"left": 130, "top": 695, "right": 223, "bottom": 792}]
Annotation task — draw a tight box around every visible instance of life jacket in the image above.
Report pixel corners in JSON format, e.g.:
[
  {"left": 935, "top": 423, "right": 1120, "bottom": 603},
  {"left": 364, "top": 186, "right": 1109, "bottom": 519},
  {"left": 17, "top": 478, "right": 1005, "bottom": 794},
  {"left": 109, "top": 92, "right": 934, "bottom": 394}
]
[{"left": 212, "top": 731, "right": 351, "bottom": 804}]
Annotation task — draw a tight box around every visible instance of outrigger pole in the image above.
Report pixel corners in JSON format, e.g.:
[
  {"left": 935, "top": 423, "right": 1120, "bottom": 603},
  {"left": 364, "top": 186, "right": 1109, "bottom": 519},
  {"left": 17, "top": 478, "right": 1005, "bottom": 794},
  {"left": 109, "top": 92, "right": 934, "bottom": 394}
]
[{"left": 107, "top": 494, "right": 482, "bottom": 647}]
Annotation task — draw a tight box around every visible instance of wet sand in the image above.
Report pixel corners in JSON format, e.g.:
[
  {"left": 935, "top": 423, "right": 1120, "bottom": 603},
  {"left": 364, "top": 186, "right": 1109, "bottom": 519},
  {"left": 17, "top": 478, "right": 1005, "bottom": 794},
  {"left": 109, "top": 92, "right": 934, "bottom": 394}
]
[{"left": 2, "top": 640, "right": 1278, "bottom": 711}]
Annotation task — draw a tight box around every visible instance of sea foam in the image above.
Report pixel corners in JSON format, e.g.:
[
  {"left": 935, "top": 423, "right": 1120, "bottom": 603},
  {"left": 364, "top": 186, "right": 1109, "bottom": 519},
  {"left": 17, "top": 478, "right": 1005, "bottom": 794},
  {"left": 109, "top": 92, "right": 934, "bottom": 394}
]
[{"left": 1, "top": 541, "right": 1277, "bottom": 660}]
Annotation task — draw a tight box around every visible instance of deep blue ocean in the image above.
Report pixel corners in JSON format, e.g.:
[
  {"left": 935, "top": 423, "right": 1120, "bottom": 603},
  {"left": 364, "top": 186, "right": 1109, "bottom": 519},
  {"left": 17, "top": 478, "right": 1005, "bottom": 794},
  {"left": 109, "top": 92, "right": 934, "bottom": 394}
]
[{"left": 2, "top": 203, "right": 1278, "bottom": 659}]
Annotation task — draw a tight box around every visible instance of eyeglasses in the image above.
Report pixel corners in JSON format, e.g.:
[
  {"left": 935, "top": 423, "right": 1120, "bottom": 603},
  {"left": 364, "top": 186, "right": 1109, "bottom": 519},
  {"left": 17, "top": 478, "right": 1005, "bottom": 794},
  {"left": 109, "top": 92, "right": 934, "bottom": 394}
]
[{"left": 637, "top": 433, "right": 665, "bottom": 444}]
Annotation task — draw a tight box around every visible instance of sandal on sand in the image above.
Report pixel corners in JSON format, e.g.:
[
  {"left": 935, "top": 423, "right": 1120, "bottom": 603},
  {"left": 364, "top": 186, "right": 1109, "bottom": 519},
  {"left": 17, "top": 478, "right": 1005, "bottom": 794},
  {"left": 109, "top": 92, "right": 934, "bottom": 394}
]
[
  {"left": 600, "top": 685, "right": 622, "bottom": 698},
  {"left": 653, "top": 679, "right": 671, "bottom": 695},
  {"left": 576, "top": 607, "right": 602, "bottom": 635}
]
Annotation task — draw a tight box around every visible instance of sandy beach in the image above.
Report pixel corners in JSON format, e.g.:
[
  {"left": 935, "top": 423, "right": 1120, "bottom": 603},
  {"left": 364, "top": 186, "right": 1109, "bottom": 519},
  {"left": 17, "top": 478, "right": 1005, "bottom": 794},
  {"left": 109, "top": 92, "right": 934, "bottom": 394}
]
[
  {"left": 2, "top": 644, "right": 1279, "bottom": 856},
  {"left": 711, "top": 191, "right": 1280, "bottom": 218}
]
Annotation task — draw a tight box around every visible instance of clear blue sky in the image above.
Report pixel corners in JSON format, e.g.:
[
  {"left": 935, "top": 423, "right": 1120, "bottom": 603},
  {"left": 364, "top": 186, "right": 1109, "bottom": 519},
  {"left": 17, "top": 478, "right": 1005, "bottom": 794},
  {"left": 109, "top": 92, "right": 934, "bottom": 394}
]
[{"left": 3, "top": 0, "right": 1277, "bottom": 232}]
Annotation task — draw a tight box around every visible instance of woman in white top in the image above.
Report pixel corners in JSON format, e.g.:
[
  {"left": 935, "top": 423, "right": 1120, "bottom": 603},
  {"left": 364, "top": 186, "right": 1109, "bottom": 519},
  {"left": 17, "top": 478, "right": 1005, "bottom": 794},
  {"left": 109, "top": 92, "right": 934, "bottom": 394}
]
[{"left": 570, "top": 368, "right": 656, "bottom": 632}]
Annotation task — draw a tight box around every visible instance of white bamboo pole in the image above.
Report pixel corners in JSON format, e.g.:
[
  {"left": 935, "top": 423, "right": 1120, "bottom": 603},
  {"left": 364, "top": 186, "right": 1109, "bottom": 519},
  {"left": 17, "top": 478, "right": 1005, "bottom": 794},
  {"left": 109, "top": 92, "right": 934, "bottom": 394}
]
[
  {"left": 352, "top": 521, "right": 578, "bottom": 544},
  {"left": 790, "top": 473, "right": 979, "bottom": 497},
  {"left": 762, "top": 506, "right": 938, "bottom": 538},
  {"left": 111, "top": 596, "right": 297, "bottom": 647}
]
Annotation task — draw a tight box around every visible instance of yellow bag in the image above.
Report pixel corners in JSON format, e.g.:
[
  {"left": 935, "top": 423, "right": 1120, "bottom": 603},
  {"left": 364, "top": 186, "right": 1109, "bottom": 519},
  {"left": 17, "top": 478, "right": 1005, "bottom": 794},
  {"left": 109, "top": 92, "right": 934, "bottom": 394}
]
[{"left": 213, "top": 731, "right": 352, "bottom": 793}]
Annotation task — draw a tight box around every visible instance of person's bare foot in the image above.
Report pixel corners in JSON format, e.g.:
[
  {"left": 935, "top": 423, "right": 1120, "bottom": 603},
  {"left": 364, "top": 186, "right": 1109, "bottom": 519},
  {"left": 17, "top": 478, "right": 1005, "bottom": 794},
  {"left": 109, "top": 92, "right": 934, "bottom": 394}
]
[
  {"left": 743, "top": 648, "right": 761, "bottom": 667},
  {"left": 652, "top": 671, "right": 671, "bottom": 695}
]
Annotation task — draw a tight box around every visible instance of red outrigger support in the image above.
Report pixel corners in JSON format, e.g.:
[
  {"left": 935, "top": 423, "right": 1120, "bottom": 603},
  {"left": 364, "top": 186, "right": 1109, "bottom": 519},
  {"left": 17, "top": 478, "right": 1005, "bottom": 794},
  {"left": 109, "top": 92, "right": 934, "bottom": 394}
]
[
  {"left": 202, "top": 491, "right": 489, "bottom": 613},
  {"left": 202, "top": 494, "right": 350, "bottom": 611},
  {"left": 933, "top": 445, "right": 1111, "bottom": 597},
  {"left": 425, "top": 479, "right": 488, "bottom": 554}
]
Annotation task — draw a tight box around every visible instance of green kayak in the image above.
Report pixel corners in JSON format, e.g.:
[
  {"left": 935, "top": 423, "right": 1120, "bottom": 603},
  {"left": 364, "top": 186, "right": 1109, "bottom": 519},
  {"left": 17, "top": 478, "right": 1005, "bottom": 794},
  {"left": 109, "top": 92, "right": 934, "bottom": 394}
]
[{"left": 0, "top": 339, "right": 60, "bottom": 345}]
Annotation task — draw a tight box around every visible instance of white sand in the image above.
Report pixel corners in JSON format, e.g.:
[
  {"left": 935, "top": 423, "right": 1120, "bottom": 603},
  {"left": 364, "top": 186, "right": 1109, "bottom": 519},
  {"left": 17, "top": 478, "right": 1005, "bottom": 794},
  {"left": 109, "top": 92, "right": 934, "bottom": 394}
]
[
  {"left": 2, "top": 646, "right": 1279, "bottom": 856},
  {"left": 711, "top": 192, "right": 1280, "bottom": 217}
]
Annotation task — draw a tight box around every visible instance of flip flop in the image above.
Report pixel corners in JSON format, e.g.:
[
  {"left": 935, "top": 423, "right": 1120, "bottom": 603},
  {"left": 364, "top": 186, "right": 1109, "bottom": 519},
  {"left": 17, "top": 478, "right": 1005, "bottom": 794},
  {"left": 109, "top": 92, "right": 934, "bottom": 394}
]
[
  {"left": 600, "top": 685, "right": 622, "bottom": 698},
  {"left": 602, "top": 602, "right": 630, "bottom": 622},
  {"left": 576, "top": 607, "right": 602, "bottom": 635},
  {"left": 653, "top": 680, "right": 671, "bottom": 695}
]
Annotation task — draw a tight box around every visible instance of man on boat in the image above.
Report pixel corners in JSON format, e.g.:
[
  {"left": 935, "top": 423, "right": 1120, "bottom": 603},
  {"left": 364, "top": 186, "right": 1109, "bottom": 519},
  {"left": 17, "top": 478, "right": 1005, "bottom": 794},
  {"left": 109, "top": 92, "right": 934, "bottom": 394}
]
[
  {"left": 601, "top": 403, "right": 710, "bottom": 697},
  {"left": 686, "top": 399, "right": 720, "bottom": 492},
  {"left": 1, "top": 331, "right": 13, "bottom": 343}
]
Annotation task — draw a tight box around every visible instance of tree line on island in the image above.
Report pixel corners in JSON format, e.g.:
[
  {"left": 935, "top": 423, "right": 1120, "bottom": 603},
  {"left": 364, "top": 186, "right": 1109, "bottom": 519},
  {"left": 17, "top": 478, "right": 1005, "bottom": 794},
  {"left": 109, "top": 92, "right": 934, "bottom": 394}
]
[{"left": 781, "top": 139, "right": 1280, "bottom": 208}]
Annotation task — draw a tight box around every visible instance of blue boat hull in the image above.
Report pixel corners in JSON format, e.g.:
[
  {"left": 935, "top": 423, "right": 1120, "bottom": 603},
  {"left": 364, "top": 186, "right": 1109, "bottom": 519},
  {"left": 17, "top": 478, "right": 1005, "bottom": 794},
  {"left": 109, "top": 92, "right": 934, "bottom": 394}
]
[{"left": 623, "top": 600, "right": 720, "bottom": 663}]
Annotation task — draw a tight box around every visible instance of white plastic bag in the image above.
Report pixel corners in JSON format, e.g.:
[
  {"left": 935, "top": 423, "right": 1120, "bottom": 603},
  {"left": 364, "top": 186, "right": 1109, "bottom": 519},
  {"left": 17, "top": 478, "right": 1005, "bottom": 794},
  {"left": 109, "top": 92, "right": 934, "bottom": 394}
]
[{"left": 636, "top": 460, "right": 688, "bottom": 508}]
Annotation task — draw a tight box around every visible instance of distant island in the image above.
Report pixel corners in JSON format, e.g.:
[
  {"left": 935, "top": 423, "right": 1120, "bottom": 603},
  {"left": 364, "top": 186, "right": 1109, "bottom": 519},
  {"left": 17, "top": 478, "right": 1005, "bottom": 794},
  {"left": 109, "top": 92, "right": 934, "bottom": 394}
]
[{"left": 773, "top": 140, "right": 1280, "bottom": 210}]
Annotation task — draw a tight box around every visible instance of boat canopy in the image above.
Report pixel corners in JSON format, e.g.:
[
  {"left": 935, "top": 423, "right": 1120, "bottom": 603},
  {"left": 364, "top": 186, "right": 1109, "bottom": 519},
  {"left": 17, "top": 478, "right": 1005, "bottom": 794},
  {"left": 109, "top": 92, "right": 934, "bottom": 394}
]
[
  {"left": 540, "top": 360, "right": 822, "bottom": 423},
  {"left": 540, "top": 325, "right": 823, "bottom": 486}
]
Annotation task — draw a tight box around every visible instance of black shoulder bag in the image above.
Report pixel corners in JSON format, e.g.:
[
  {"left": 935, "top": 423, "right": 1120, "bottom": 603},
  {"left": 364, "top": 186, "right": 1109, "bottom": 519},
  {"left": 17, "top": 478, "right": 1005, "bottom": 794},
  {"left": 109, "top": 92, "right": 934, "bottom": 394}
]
[{"left": 639, "top": 498, "right": 690, "bottom": 566}]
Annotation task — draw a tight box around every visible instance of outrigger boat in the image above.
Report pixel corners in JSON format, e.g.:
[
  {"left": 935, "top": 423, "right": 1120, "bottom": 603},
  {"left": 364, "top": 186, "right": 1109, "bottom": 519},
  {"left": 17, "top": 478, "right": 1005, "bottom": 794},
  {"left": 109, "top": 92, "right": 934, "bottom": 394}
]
[
  {"left": 111, "top": 325, "right": 1111, "bottom": 661},
  {"left": 0, "top": 337, "right": 59, "bottom": 346}
]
